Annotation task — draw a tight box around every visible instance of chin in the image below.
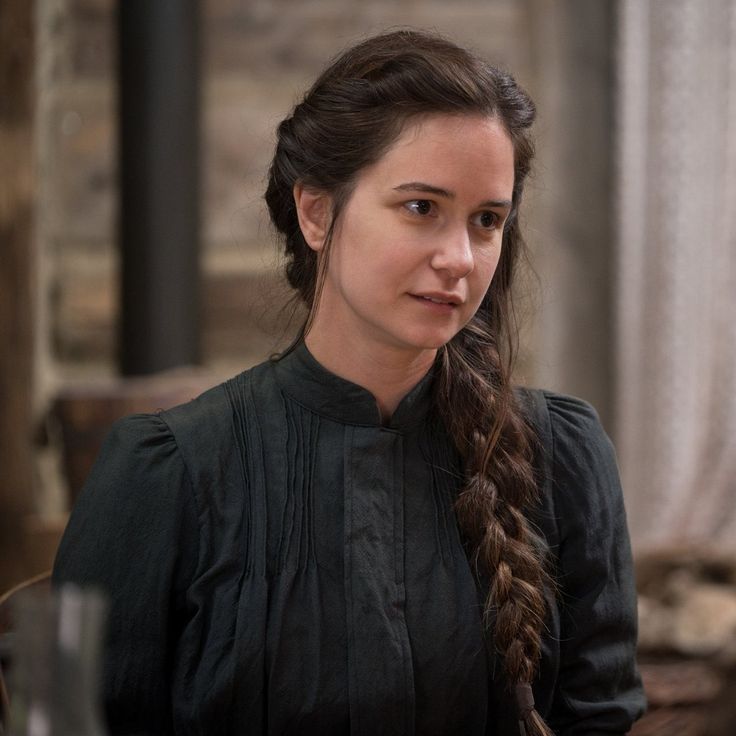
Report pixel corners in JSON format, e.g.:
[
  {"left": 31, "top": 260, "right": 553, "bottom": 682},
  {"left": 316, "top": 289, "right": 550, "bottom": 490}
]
[{"left": 400, "top": 331, "right": 459, "bottom": 351}]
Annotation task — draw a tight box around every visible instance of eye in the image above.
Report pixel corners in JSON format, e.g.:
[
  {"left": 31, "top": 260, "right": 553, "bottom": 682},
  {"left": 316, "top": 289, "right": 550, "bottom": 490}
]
[
  {"left": 404, "top": 199, "right": 436, "bottom": 217},
  {"left": 470, "top": 210, "right": 500, "bottom": 230}
]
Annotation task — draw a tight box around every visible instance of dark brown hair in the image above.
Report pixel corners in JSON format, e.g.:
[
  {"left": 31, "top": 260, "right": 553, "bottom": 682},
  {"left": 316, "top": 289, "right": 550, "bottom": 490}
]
[{"left": 265, "top": 29, "right": 552, "bottom": 736}]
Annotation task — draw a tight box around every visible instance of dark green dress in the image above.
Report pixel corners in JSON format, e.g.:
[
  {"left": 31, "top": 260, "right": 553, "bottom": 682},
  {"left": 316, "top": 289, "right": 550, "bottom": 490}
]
[{"left": 53, "top": 343, "right": 645, "bottom": 735}]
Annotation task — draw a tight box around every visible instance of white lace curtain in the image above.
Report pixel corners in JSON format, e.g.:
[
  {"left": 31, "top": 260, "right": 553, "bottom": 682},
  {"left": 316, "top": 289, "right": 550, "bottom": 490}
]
[{"left": 615, "top": 0, "right": 736, "bottom": 548}]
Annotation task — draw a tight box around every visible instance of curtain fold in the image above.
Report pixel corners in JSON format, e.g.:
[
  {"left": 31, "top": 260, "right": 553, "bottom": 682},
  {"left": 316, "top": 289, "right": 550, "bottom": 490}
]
[{"left": 615, "top": 0, "right": 736, "bottom": 548}]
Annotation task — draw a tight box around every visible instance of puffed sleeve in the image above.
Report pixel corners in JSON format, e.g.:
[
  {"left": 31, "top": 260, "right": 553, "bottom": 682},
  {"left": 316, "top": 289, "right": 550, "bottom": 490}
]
[
  {"left": 52, "top": 414, "right": 200, "bottom": 735},
  {"left": 543, "top": 393, "right": 646, "bottom": 734}
]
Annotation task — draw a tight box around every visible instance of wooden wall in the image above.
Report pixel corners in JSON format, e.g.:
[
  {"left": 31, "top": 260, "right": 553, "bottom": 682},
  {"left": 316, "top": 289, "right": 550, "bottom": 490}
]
[{"left": 0, "top": 1, "right": 36, "bottom": 590}]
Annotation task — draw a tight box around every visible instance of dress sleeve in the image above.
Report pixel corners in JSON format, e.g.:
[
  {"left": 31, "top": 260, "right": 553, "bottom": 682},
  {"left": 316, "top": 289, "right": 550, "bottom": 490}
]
[
  {"left": 52, "top": 413, "right": 200, "bottom": 735},
  {"left": 543, "top": 393, "right": 646, "bottom": 734}
]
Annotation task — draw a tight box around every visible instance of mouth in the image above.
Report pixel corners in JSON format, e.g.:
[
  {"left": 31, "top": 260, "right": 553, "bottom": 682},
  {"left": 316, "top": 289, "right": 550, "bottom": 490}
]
[{"left": 410, "top": 293, "right": 462, "bottom": 307}]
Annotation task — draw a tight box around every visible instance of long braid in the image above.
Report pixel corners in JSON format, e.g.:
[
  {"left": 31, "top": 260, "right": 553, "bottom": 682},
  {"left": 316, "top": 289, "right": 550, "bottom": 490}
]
[{"left": 437, "top": 316, "right": 553, "bottom": 736}]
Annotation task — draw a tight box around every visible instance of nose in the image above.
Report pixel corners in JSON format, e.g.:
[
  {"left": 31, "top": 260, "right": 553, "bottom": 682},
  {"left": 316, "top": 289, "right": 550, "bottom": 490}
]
[{"left": 429, "top": 226, "right": 474, "bottom": 279}]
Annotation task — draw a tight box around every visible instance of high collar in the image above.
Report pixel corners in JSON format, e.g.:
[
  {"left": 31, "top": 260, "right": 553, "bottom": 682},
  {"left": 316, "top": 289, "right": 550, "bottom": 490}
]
[{"left": 272, "top": 342, "right": 435, "bottom": 430}]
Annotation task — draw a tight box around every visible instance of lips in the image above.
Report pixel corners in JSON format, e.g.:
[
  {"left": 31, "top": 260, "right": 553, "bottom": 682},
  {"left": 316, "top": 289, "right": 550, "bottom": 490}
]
[
  {"left": 411, "top": 292, "right": 463, "bottom": 306},
  {"left": 422, "top": 296, "right": 450, "bottom": 305}
]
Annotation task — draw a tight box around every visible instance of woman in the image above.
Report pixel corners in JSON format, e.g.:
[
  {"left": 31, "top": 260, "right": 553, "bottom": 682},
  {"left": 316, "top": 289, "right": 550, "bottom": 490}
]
[{"left": 54, "top": 30, "right": 646, "bottom": 735}]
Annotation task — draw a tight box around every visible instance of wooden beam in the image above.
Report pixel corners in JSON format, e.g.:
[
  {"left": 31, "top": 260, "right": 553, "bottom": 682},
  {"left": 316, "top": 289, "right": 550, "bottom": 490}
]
[
  {"left": 0, "top": 0, "right": 36, "bottom": 590},
  {"left": 118, "top": 0, "right": 201, "bottom": 375}
]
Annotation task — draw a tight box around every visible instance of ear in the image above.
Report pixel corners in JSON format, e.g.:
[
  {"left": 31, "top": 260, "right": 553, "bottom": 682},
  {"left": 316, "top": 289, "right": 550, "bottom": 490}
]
[{"left": 293, "top": 182, "right": 332, "bottom": 252}]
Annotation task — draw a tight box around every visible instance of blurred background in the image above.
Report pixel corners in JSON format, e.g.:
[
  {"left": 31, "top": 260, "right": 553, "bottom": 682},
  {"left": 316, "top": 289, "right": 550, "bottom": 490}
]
[{"left": 1, "top": 0, "right": 735, "bottom": 731}]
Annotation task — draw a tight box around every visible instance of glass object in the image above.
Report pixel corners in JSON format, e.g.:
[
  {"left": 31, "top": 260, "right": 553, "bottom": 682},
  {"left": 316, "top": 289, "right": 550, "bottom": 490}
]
[{"left": 6, "top": 585, "right": 108, "bottom": 736}]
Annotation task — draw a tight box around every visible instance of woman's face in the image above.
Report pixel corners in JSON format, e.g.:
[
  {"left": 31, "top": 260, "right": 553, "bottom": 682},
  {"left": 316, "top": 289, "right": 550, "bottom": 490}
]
[{"left": 304, "top": 113, "right": 516, "bottom": 363}]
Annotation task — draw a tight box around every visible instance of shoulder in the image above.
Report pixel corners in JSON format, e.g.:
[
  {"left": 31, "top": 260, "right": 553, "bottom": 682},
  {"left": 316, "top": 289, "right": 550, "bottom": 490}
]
[
  {"left": 54, "top": 411, "right": 200, "bottom": 591},
  {"left": 91, "top": 377, "right": 239, "bottom": 483},
  {"left": 78, "top": 359, "right": 276, "bottom": 503},
  {"left": 156, "top": 378, "right": 235, "bottom": 447},
  {"left": 89, "top": 412, "right": 184, "bottom": 498},
  {"left": 73, "top": 363, "right": 272, "bottom": 514},
  {"left": 151, "top": 358, "right": 275, "bottom": 451},
  {"left": 517, "top": 387, "right": 610, "bottom": 452},
  {"left": 540, "top": 390, "right": 620, "bottom": 502},
  {"left": 517, "top": 388, "right": 625, "bottom": 541},
  {"left": 518, "top": 388, "right": 618, "bottom": 479},
  {"left": 54, "top": 362, "right": 276, "bottom": 578},
  {"left": 69, "top": 412, "right": 192, "bottom": 526},
  {"left": 543, "top": 389, "right": 611, "bottom": 449}
]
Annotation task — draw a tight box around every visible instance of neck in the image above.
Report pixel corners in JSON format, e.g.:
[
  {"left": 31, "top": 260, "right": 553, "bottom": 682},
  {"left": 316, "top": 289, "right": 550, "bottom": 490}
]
[{"left": 304, "top": 332, "right": 436, "bottom": 423}]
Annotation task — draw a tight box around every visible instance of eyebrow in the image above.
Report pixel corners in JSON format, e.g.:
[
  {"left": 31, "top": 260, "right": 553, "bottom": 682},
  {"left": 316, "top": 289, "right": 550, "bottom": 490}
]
[{"left": 393, "top": 181, "right": 512, "bottom": 209}]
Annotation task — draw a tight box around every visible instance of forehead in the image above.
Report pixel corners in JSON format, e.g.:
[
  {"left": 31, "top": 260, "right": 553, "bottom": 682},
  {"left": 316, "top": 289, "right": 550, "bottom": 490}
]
[{"left": 363, "top": 113, "right": 516, "bottom": 195}]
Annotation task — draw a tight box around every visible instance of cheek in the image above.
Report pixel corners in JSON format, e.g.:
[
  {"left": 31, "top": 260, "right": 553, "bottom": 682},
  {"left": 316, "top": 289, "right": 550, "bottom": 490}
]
[
  {"left": 473, "top": 248, "right": 502, "bottom": 289},
  {"left": 338, "top": 225, "right": 416, "bottom": 284}
]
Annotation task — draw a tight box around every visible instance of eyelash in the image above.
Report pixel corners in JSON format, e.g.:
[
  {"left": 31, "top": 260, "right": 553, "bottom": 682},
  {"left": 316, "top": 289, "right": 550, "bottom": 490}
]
[{"left": 404, "top": 199, "right": 500, "bottom": 230}]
